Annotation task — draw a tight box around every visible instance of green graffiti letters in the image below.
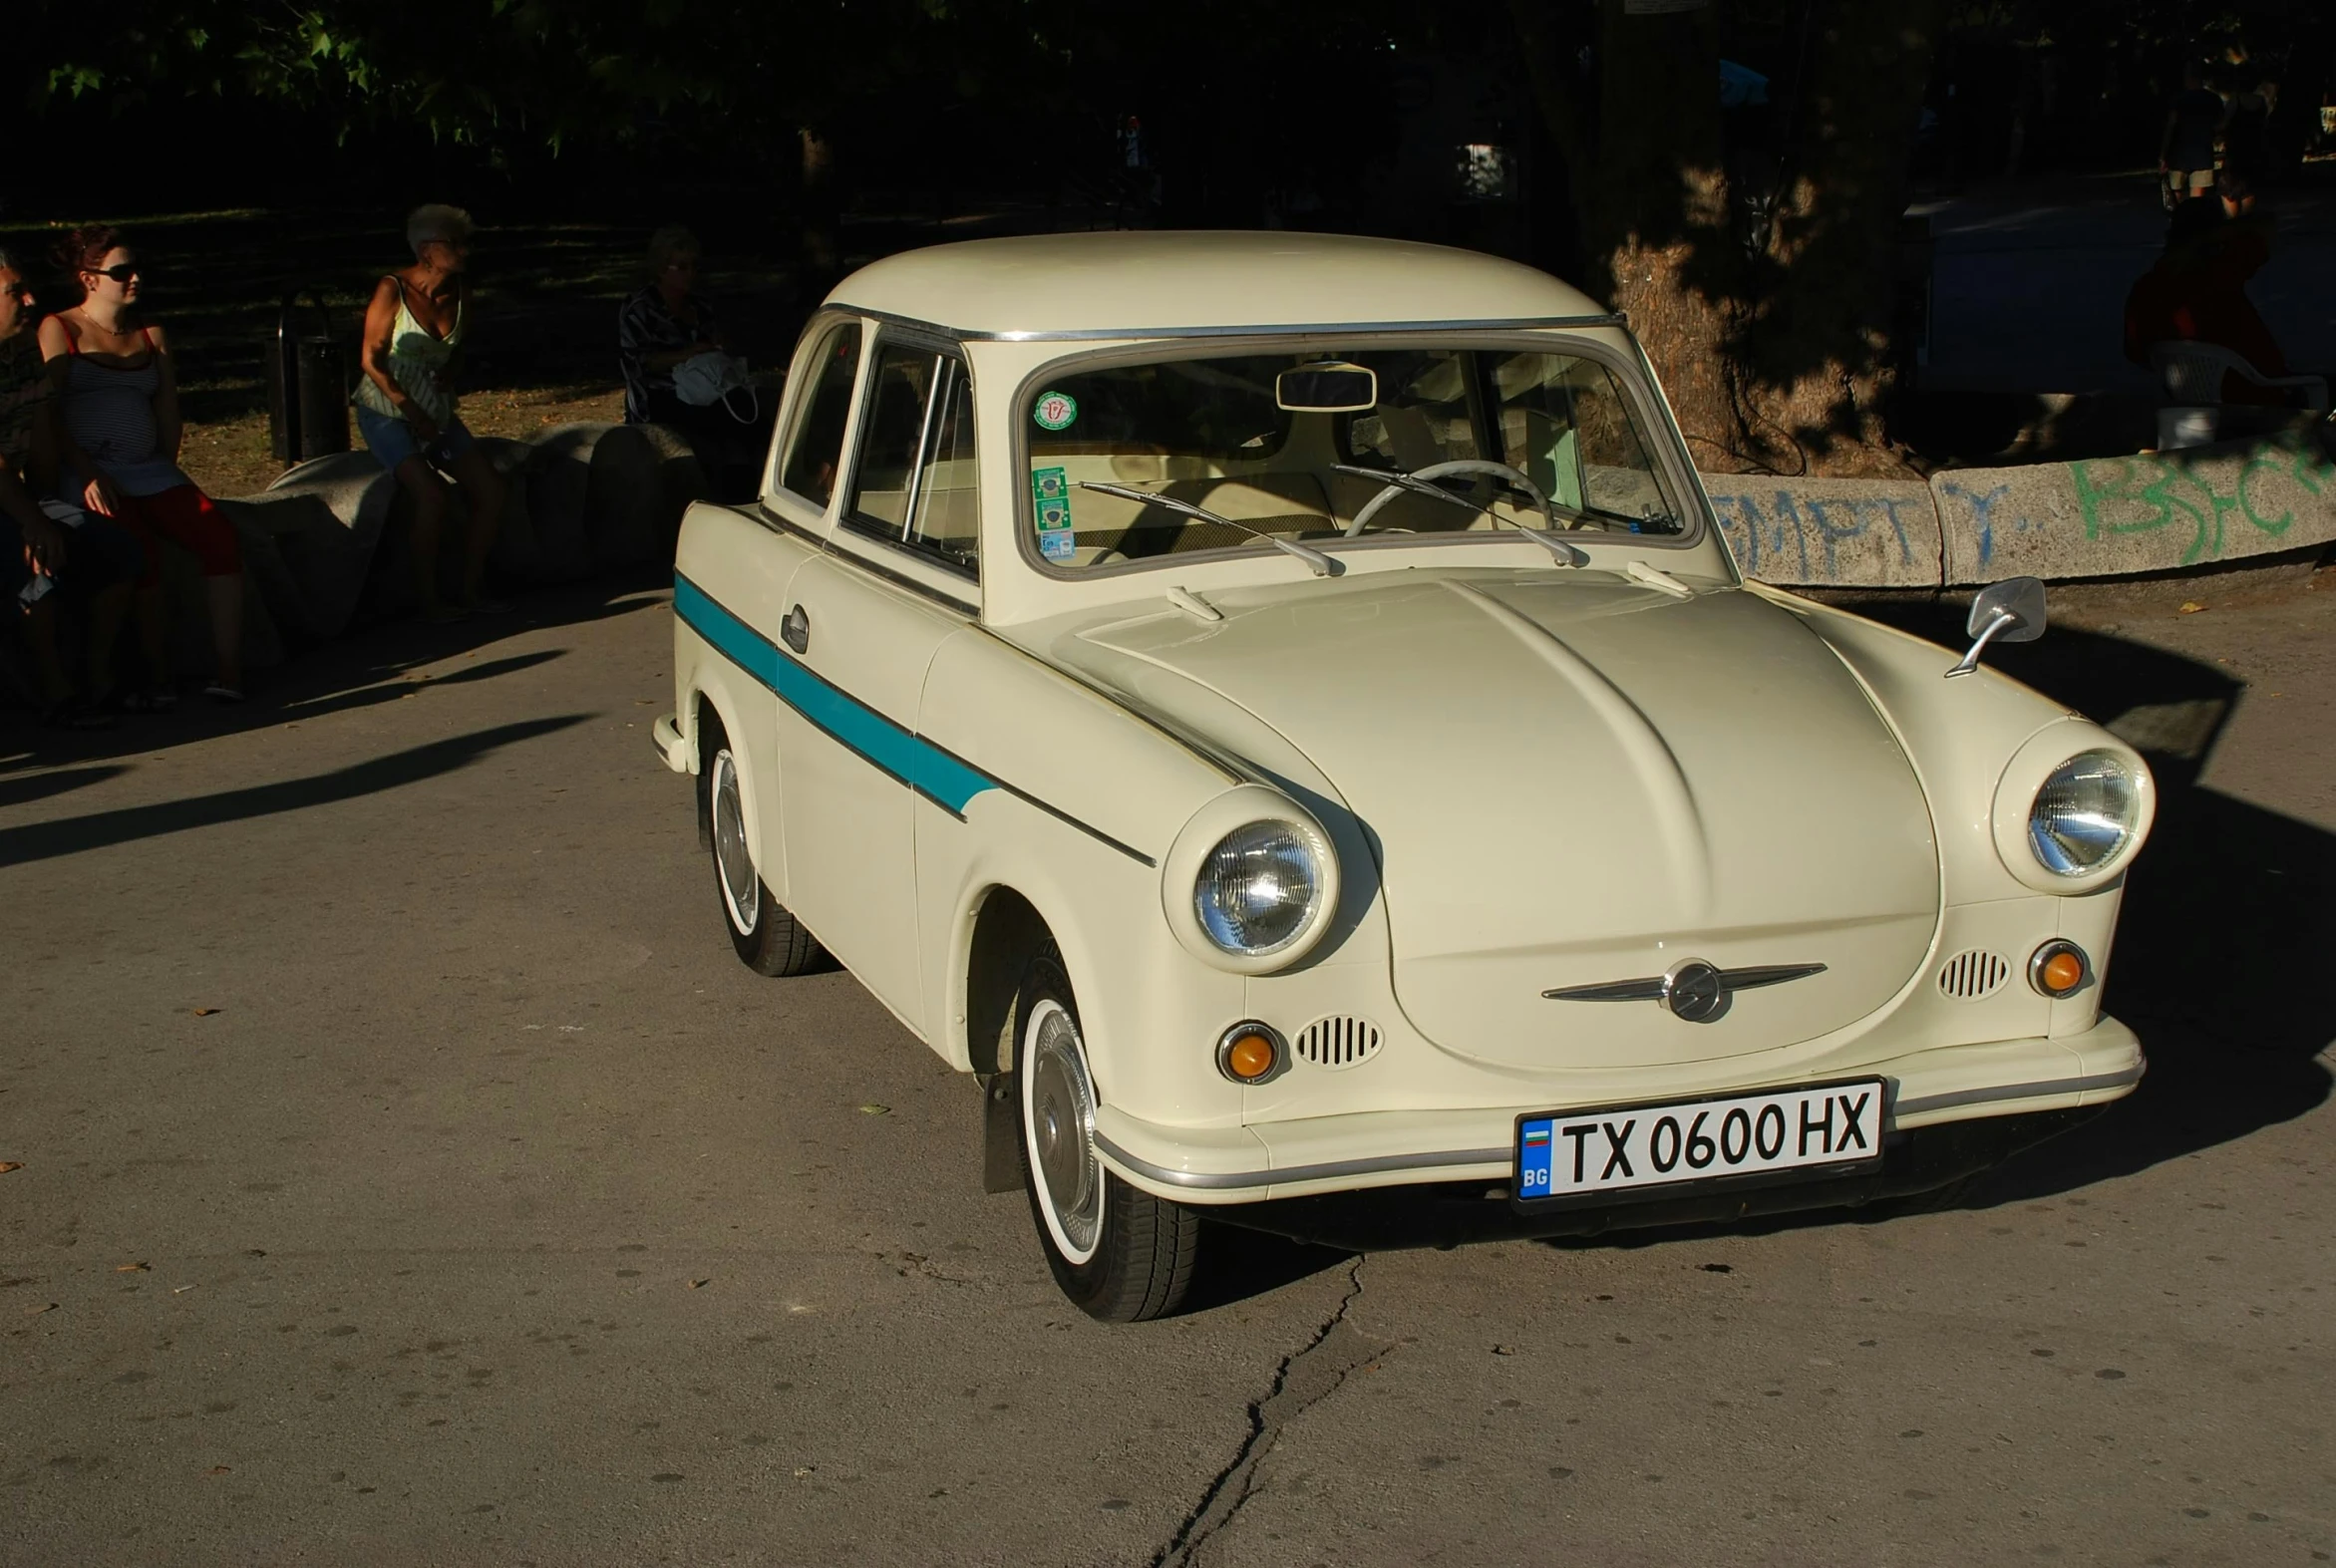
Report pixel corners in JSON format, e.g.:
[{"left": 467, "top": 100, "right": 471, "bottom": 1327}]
[{"left": 2070, "top": 446, "right": 2336, "bottom": 565}]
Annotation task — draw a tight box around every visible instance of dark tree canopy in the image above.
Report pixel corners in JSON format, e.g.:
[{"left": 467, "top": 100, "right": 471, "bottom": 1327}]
[{"left": 14, "top": 0, "right": 2329, "bottom": 475}]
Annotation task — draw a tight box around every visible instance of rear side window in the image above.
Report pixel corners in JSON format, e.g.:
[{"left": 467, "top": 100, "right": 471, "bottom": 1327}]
[
  {"left": 844, "top": 342, "right": 979, "bottom": 577},
  {"left": 778, "top": 322, "right": 862, "bottom": 507}
]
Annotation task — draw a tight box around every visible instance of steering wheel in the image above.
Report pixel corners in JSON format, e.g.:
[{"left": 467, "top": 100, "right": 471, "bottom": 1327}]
[{"left": 1342, "top": 459, "right": 1563, "bottom": 537}]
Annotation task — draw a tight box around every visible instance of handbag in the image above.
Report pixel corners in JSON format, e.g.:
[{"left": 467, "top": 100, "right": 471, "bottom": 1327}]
[{"left": 673, "top": 350, "right": 759, "bottom": 424}]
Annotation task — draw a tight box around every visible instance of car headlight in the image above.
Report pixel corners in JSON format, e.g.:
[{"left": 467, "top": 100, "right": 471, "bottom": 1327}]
[
  {"left": 1161, "top": 784, "right": 1343, "bottom": 974},
  {"left": 2029, "top": 750, "right": 2140, "bottom": 875},
  {"left": 1990, "top": 724, "right": 2154, "bottom": 894},
  {"left": 1195, "top": 823, "right": 1322, "bottom": 956}
]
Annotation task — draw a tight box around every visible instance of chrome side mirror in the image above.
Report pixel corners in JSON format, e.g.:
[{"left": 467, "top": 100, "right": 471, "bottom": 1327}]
[{"left": 1945, "top": 576, "right": 2046, "bottom": 679}]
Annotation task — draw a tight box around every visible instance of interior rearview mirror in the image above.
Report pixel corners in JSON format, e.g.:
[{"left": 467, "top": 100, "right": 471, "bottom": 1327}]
[
  {"left": 1276, "top": 362, "right": 1378, "bottom": 414},
  {"left": 1945, "top": 576, "right": 2047, "bottom": 679}
]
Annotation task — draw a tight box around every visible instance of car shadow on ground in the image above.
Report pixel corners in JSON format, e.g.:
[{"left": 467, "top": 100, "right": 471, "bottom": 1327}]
[{"left": 1185, "top": 607, "right": 2334, "bottom": 1307}]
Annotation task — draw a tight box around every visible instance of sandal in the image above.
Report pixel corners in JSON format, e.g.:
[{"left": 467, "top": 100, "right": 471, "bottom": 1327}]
[{"left": 201, "top": 683, "right": 245, "bottom": 704}]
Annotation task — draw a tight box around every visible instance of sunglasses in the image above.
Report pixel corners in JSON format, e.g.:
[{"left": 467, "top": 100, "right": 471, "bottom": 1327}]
[{"left": 87, "top": 263, "right": 141, "bottom": 283}]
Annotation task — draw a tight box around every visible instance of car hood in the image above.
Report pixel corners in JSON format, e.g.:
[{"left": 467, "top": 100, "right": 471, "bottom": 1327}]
[{"left": 1050, "top": 569, "right": 1940, "bottom": 1070}]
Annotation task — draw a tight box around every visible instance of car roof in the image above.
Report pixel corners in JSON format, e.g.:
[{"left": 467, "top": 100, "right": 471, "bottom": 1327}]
[{"left": 826, "top": 231, "right": 1614, "bottom": 341}]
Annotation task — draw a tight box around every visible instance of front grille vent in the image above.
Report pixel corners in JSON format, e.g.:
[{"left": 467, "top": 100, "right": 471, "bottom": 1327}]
[
  {"left": 1293, "top": 1016, "right": 1383, "bottom": 1070},
  {"left": 1937, "top": 949, "right": 2012, "bottom": 1000}
]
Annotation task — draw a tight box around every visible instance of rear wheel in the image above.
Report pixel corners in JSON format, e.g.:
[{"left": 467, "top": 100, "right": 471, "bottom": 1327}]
[
  {"left": 700, "top": 719, "right": 825, "bottom": 978},
  {"left": 1009, "top": 951, "right": 1199, "bottom": 1322}
]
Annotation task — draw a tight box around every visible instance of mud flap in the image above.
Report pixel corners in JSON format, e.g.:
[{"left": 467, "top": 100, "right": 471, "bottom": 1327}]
[{"left": 978, "top": 1073, "right": 1020, "bottom": 1194}]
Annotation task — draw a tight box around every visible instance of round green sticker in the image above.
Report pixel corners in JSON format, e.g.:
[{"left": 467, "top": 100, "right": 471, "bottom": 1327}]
[{"left": 1032, "top": 390, "right": 1079, "bottom": 431}]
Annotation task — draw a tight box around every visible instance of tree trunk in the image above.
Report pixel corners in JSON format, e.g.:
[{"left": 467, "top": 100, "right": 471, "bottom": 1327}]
[{"left": 1510, "top": 0, "right": 1941, "bottom": 478}]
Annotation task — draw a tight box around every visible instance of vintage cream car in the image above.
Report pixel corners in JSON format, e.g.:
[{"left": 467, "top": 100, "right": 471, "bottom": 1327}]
[{"left": 652, "top": 232, "right": 2155, "bottom": 1322}]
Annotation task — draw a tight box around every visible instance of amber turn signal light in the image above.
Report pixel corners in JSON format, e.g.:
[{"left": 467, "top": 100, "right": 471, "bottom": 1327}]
[
  {"left": 2029, "top": 940, "right": 2090, "bottom": 999},
  {"left": 1215, "top": 1022, "right": 1285, "bottom": 1085}
]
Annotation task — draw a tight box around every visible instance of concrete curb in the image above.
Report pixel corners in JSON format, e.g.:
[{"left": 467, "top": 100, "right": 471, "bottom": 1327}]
[
  {"left": 142, "top": 425, "right": 2334, "bottom": 682},
  {"left": 1704, "top": 429, "right": 2336, "bottom": 589}
]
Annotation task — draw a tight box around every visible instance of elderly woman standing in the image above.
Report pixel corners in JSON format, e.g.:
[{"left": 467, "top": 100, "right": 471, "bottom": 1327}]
[
  {"left": 617, "top": 225, "right": 769, "bottom": 499},
  {"left": 39, "top": 226, "right": 247, "bottom": 705},
  {"left": 356, "top": 203, "right": 506, "bottom": 620}
]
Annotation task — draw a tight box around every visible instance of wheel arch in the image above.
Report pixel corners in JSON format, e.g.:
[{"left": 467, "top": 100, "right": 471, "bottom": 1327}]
[
  {"left": 690, "top": 677, "right": 768, "bottom": 873},
  {"left": 961, "top": 883, "right": 1055, "bottom": 1078}
]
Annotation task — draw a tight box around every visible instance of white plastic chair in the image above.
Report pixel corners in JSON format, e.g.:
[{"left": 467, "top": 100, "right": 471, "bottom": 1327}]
[{"left": 2148, "top": 340, "right": 2329, "bottom": 411}]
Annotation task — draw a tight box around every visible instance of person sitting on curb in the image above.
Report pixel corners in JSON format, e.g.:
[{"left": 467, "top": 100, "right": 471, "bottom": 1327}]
[
  {"left": 39, "top": 227, "right": 247, "bottom": 706},
  {"left": 355, "top": 203, "right": 508, "bottom": 622},
  {"left": 617, "top": 225, "right": 772, "bottom": 501},
  {"left": 0, "top": 249, "right": 139, "bottom": 729}
]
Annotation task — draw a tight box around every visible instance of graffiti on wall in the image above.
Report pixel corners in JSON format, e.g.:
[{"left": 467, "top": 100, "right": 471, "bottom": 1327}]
[
  {"left": 2065, "top": 448, "right": 2335, "bottom": 566},
  {"left": 1706, "top": 487, "right": 1931, "bottom": 582}
]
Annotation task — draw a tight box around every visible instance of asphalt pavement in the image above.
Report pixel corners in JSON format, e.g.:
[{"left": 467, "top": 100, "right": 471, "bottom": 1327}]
[{"left": 3, "top": 570, "right": 2331, "bottom": 1566}]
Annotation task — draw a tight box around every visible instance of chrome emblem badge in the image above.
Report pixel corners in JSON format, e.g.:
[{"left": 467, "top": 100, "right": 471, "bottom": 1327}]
[{"left": 1542, "top": 960, "right": 1827, "bottom": 1024}]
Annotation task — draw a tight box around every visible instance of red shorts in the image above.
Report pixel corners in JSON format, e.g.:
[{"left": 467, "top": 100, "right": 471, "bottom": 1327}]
[{"left": 115, "top": 483, "right": 241, "bottom": 587}]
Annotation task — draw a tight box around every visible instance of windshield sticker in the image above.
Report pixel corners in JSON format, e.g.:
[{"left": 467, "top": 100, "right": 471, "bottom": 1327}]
[
  {"left": 1032, "top": 391, "right": 1079, "bottom": 431},
  {"left": 1034, "top": 466, "right": 1076, "bottom": 561}
]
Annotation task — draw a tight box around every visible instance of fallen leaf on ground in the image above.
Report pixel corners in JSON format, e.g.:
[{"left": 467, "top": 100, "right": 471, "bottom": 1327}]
[
  {"left": 2177, "top": 601, "right": 2207, "bottom": 614},
  {"left": 115, "top": 1262, "right": 149, "bottom": 1273},
  {"left": 192, "top": 1008, "right": 221, "bottom": 1017},
  {"left": 206, "top": 1465, "right": 231, "bottom": 1476},
  {"left": 0, "top": 1162, "right": 21, "bottom": 1174},
  {"left": 25, "top": 1303, "right": 55, "bottom": 1316},
  {"left": 858, "top": 1103, "right": 890, "bottom": 1116},
  {"left": 688, "top": 1278, "right": 710, "bottom": 1290}
]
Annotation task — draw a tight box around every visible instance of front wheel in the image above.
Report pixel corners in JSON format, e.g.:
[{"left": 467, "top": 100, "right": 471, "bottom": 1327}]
[
  {"left": 1009, "top": 952, "right": 1199, "bottom": 1322},
  {"left": 702, "top": 728, "right": 825, "bottom": 978}
]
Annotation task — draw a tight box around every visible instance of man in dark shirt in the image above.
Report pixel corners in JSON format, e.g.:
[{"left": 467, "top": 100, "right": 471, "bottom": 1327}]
[{"left": 2161, "top": 65, "right": 2226, "bottom": 201}]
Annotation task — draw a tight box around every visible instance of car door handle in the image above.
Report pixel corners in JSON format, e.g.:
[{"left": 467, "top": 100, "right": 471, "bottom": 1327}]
[{"left": 781, "top": 603, "right": 811, "bottom": 655}]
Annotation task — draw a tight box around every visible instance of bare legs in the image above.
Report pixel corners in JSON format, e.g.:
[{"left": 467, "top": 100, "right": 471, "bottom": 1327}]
[{"left": 396, "top": 452, "right": 505, "bottom": 619}]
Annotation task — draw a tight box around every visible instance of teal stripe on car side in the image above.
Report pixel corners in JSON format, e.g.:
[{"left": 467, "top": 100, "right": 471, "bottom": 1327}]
[{"left": 672, "top": 572, "right": 996, "bottom": 815}]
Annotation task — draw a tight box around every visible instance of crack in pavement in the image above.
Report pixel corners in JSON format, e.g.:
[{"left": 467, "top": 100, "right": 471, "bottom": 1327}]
[{"left": 1149, "top": 1259, "right": 1393, "bottom": 1568}]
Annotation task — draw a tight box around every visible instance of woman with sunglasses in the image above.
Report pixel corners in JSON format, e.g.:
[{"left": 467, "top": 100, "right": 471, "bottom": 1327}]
[
  {"left": 355, "top": 203, "right": 506, "bottom": 621},
  {"left": 38, "top": 226, "right": 246, "bottom": 705}
]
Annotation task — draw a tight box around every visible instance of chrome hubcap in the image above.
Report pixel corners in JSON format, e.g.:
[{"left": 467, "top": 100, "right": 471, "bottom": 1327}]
[
  {"left": 712, "top": 750, "right": 759, "bottom": 933},
  {"left": 1024, "top": 999, "right": 1102, "bottom": 1261}
]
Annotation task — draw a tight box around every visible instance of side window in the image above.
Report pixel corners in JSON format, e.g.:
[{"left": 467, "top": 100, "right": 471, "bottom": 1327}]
[
  {"left": 845, "top": 342, "right": 979, "bottom": 577},
  {"left": 778, "top": 322, "right": 862, "bottom": 507}
]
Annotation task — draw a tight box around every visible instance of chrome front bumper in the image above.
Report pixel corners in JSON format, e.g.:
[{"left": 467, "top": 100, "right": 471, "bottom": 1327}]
[{"left": 1094, "top": 1016, "right": 2145, "bottom": 1205}]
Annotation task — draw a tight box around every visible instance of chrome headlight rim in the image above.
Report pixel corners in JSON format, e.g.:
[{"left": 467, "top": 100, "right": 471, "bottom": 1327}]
[
  {"left": 1193, "top": 820, "right": 1324, "bottom": 958},
  {"left": 2027, "top": 748, "right": 2140, "bottom": 877},
  {"left": 1161, "top": 784, "right": 1343, "bottom": 976},
  {"left": 1990, "top": 725, "right": 2155, "bottom": 895}
]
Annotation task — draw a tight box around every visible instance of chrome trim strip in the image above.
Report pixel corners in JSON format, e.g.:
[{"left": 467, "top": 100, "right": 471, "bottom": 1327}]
[
  {"left": 835, "top": 304, "right": 1628, "bottom": 345},
  {"left": 755, "top": 499, "right": 830, "bottom": 549},
  {"left": 1892, "top": 1062, "right": 2144, "bottom": 1118},
  {"left": 1094, "top": 1133, "right": 1509, "bottom": 1192}
]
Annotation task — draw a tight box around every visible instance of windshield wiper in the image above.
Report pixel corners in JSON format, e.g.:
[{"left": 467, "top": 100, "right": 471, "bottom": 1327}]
[
  {"left": 1330, "top": 464, "right": 1589, "bottom": 566},
  {"left": 1076, "top": 480, "right": 1338, "bottom": 577}
]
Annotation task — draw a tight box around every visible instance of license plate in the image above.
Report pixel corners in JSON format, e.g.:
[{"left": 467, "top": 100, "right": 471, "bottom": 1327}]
[{"left": 1513, "top": 1079, "right": 1886, "bottom": 1207}]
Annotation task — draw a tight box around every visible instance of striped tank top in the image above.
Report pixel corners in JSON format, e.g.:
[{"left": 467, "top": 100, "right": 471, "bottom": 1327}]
[{"left": 56, "top": 320, "right": 190, "bottom": 499}]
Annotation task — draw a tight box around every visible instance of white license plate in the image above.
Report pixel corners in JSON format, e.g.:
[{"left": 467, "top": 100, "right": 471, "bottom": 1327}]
[{"left": 1513, "top": 1079, "right": 1886, "bottom": 1205}]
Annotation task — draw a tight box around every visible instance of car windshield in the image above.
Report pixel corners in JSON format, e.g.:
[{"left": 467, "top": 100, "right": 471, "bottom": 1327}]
[{"left": 1022, "top": 345, "right": 1686, "bottom": 571}]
